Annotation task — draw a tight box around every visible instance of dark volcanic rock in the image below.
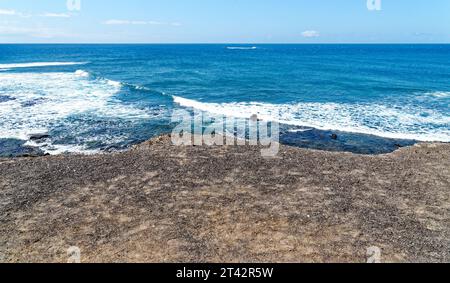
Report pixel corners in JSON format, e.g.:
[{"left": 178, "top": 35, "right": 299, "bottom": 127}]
[
  {"left": 280, "top": 128, "right": 416, "bottom": 154},
  {"left": 29, "top": 134, "right": 50, "bottom": 141},
  {"left": 0, "top": 95, "right": 15, "bottom": 103},
  {"left": 21, "top": 98, "right": 46, "bottom": 108},
  {"left": 0, "top": 139, "right": 45, "bottom": 158}
]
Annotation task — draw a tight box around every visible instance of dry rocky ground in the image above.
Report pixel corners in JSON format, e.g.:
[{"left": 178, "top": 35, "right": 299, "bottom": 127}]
[{"left": 0, "top": 135, "right": 449, "bottom": 263}]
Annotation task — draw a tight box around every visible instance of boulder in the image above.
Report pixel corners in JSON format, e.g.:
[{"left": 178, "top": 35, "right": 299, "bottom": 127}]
[{"left": 29, "top": 134, "right": 50, "bottom": 141}]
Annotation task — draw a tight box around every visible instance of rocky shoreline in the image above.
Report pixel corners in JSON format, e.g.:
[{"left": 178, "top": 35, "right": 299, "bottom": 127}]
[{"left": 0, "top": 135, "right": 449, "bottom": 262}]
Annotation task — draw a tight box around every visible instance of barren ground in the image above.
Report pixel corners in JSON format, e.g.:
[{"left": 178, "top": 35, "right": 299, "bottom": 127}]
[{"left": 0, "top": 135, "right": 449, "bottom": 263}]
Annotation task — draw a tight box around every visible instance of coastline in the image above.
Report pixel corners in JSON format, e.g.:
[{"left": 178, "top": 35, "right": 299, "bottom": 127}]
[{"left": 0, "top": 135, "right": 449, "bottom": 262}]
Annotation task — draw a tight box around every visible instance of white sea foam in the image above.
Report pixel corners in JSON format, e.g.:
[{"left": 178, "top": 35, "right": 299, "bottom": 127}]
[
  {"left": 288, "top": 128, "right": 314, "bottom": 133},
  {"left": 173, "top": 96, "right": 450, "bottom": 142},
  {"left": 428, "top": 91, "right": 450, "bottom": 98},
  {"left": 227, "top": 46, "right": 257, "bottom": 50},
  {"left": 24, "top": 140, "right": 100, "bottom": 155},
  {"left": 106, "top": 79, "right": 122, "bottom": 88},
  {"left": 44, "top": 144, "right": 101, "bottom": 155},
  {"left": 134, "top": 85, "right": 151, "bottom": 91},
  {"left": 74, "top": 69, "right": 90, "bottom": 77},
  {"left": 0, "top": 70, "right": 151, "bottom": 145},
  {"left": 0, "top": 62, "right": 87, "bottom": 69}
]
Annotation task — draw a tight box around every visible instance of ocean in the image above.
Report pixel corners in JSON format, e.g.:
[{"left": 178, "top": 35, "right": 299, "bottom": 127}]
[{"left": 0, "top": 44, "right": 449, "bottom": 156}]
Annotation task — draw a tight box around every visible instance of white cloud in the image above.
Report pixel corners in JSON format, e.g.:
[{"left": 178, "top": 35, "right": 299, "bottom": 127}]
[
  {"left": 103, "top": 20, "right": 133, "bottom": 25},
  {"left": 0, "top": 8, "right": 71, "bottom": 18},
  {"left": 0, "top": 9, "right": 17, "bottom": 15},
  {"left": 145, "top": 21, "right": 164, "bottom": 25},
  {"left": 103, "top": 19, "right": 181, "bottom": 26},
  {"left": 41, "top": 13, "right": 71, "bottom": 18},
  {"left": 0, "top": 8, "right": 32, "bottom": 18},
  {"left": 302, "top": 30, "right": 320, "bottom": 38}
]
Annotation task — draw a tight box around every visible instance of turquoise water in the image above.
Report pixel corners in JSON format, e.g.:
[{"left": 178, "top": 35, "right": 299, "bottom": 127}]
[{"left": 0, "top": 44, "right": 449, "bottom": 155}]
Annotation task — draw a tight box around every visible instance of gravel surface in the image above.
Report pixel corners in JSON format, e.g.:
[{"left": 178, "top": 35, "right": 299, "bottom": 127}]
[{"left": 0, "top": 135, "right": 449, "bottom": 263}]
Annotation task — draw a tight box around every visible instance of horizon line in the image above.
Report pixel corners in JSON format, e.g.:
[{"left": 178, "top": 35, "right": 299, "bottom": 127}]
[{"left": 1, "top": 42, "right": 450, "bottom": 45}]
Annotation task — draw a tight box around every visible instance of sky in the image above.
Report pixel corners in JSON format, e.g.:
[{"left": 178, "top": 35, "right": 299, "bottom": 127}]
[{"left": 0, "top": 0, "right": 449, "bottom": 43}]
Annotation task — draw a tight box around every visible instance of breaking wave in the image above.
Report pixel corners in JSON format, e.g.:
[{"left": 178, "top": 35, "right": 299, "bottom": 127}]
[
  {"left": 173, "top": 96, "right": 450, "bottom": 142},
  {"left": 0, "top": 62, "right": 87, "bottom": 69},
  {"left": 427, "top": 91, "right": 450, "bottom": 98},
  {"left": 226, "top": 46, "right": 257, "bottom": 50},
  {"left": 0, "top": 70, "right": 153, "bottom": 154}
]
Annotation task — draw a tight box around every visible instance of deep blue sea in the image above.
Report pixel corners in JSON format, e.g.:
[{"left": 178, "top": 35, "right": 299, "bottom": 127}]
[{"left": 0, "top": 44, "right": 449, "bottom": 156}]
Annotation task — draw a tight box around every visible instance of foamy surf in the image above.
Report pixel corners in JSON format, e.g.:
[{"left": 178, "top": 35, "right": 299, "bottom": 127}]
[
  {"left": 227, "top": 46, "right": 257, "bottom": 50},
  {"left": 0, "top": 62, "right": 87, "bottom": 69},
  {"left": 24, "top": 139, "right": 101, "bottom": 155},
  {"left": 428, "top": 91, "right": 450, "bottom": 98},
  {"left": 0, "top": 70, "right": 152, "bottom": 154},
  {"left": 173, "top": 96, "right": 450, "bottom": 142},
  {"left": 74, "top": 69, "right": 90, "bottom": 77},
  {"left": 288, "top": 128, "right": 314, "bottom": 133}
]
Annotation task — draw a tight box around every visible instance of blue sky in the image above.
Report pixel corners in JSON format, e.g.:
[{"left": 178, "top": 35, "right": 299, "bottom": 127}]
[{"left": 0, "top": 0, "right": 449, "bottom": 43}]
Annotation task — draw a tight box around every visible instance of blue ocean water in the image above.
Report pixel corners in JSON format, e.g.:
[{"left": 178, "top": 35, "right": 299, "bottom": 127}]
[{"left": 0, "top": 44, "right": 449, "bottom": 156}]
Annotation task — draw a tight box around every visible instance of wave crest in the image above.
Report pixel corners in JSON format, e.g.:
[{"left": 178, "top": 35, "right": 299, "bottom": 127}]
[
  {"left": 0, "top": 71, "right": 152, "bottom": 151},
  {"left": 173, "top": 96, "right": 450, "bottom": 142},
  {"left": 0, "top": 62, "right": 87, "bottom": 69},
  {"left": 427, "top": 91, "right": 450, "bottom": 98},
  {"left": 226, "top": 46, "right": 257, "bottom": 50}
]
